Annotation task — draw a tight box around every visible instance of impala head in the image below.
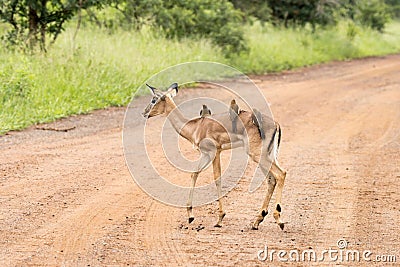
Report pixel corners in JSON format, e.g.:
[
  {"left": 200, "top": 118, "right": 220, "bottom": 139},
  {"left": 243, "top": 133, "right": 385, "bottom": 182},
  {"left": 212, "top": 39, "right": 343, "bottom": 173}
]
[{"left": 142, "top": 82, "right": 178, "bottom": 118}]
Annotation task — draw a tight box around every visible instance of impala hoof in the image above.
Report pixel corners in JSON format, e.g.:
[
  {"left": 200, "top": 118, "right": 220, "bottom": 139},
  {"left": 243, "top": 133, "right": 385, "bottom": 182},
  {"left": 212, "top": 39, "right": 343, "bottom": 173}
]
[
  {"left": 220, "top": 213, "right": 226, "bottom": 220},
  {"left": 188, "top": 217, "right": 194, "bottom": 224},
  {"left": 279, "top": 223, "right": 284, "bottom": 230},
  {"left": 214, "top": 223, "right": 222, "bottom": 228},
  {"left": 261, "top": 210, "right": 268, "bottom": 217},
  {"left": 251, "top": 225, "right": 259, "bottom": 230}
]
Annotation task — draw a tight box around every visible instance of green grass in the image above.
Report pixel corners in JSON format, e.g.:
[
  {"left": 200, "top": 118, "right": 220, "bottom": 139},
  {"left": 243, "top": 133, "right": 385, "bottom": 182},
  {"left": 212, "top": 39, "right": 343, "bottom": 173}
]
[
  {"left": 1, "top": 21, "right": 400, "bottom": 134},
  {"left": 230, "top": 20, "right": 400, "bottom": 73},
  {"left": 0, "top": 28, "right": 225, "bottom": 134}
]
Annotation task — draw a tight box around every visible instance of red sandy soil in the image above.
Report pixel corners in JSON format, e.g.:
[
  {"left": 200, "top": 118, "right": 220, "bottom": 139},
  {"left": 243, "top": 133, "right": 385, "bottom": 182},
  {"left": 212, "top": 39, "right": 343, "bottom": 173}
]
[{"left": 1, "top": 55, "right": 399, "bottom": 266}]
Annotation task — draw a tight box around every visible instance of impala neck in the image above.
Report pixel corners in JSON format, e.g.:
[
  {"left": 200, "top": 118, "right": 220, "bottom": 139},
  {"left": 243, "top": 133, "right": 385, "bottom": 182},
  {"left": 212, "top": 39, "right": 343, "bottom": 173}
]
[{"left": 164, "top": 97, "right": 193, "bottom": 142}]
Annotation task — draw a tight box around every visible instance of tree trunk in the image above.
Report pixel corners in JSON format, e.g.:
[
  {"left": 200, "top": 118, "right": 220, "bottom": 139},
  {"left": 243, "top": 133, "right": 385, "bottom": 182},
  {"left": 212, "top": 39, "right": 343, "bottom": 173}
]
[
  {"left": 40, "top": 22, "right": 46, "bottom": 52},
  {"left": 28, "top": 6, "right": 39, "bottom": 50},
  {"left": 40, "top": 0, "right": 47, "bottom": 52},
  {"left": 40, "top": 0, "right": 48, "bottom": 52}
]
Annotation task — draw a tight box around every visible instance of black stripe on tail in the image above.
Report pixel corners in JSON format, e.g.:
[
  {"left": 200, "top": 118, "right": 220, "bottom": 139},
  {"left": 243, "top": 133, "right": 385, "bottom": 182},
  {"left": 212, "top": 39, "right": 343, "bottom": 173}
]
[
  {"left": 267, "top": 122, "right": 281, "bottom": 155},
  {"left": 277, "top": 122, "right": 281, "bottom": 148},
  {"left": 252, "top": 109, "right": 265, "bottom": 139}
]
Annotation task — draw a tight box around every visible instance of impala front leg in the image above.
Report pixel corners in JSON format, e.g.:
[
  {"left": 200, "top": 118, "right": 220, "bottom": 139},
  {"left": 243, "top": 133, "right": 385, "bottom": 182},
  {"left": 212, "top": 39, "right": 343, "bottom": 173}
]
[
  {"left": 213, "top": 151, "right": 226, "bottom": 227},
  {"left": 187, "top": 148, "right": 214, "bottom": 224},
  {"left": 187, "top": 171, "right": 199, "bottom": 223}
]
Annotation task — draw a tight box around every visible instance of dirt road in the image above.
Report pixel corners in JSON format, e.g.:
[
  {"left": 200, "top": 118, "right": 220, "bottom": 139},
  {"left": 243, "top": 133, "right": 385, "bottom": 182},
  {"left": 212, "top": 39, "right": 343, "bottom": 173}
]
[{"left": 1, "top": 55, "right": 399, "bottom": 266}]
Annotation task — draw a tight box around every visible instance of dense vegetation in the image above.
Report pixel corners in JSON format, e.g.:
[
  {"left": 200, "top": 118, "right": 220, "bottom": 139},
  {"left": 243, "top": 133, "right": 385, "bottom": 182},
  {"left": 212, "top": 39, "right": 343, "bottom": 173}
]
[{"left": 0, "top": 0, "right": 400, "bottom": 134}]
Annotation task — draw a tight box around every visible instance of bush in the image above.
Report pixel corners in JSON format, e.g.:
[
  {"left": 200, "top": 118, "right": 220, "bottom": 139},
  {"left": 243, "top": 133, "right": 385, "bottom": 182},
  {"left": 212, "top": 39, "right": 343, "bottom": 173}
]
[
  {"left": 266, "top": 0, "right": 338, "bottom": 28},
  {"left": 156, "top": 0, "right": 247, "bottom": 55},
  {"left": 356, "top": 0, "right": 391, "bottom": 32},
  {"left": 385, "top": 0, "right": 400, "bottom": 18},
  {"left": 229, "top": 0, "right": 271, "bottom": 23},
  {"left": 104, "top": 0, "right": 247, "bottom": 55}
]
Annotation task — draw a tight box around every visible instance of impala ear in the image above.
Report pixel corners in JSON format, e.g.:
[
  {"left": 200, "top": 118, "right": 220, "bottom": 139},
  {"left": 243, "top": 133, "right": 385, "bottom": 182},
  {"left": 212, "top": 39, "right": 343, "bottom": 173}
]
[
  {"left": 166, "top": 82, "right": 178, "bottom": 98},
  {"left": 146, "top": 83, "right": 157, "bottom": 95}
]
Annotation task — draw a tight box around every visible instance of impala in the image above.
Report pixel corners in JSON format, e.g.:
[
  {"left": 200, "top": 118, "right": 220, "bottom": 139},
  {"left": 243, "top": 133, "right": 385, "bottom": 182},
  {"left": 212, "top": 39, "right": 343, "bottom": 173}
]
[{"left": 142, "top": 83, "right": 286, "bottom": 230}]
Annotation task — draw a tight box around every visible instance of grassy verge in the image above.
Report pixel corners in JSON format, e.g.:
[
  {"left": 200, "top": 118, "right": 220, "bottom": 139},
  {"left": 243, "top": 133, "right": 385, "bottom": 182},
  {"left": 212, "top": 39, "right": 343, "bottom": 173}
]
[
  {"left": 230, "top": 20, "right": 400, "bottom": 73},
  {"left": 0, "top": 28, "right": 225, "bottom": 134},
  {"left": 1, "top": 21, "right": 400, "bottom": 134}
]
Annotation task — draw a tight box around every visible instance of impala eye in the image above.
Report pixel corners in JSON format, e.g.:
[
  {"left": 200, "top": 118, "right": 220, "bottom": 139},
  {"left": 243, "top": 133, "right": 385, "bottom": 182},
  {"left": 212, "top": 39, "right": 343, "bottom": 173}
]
[{"left": 151, "top": 98, "right": 157, "bottom": 104}]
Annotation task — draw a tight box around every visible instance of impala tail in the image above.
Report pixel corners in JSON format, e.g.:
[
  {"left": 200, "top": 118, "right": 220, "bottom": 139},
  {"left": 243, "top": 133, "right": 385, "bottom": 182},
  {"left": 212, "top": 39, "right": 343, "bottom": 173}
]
[
  {"left": 267, "top": 122, "right": 281, "bottom": 161},
  {"left": 252, "top": 109, "right": 265, "bottom": 139}
]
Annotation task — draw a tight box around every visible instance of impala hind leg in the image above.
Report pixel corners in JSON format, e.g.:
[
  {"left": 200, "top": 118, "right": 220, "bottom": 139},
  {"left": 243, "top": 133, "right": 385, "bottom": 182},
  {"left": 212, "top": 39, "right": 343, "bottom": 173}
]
[
  {"left": 270, "top": 161, "right": 286, "bottom": 230},
  {"left": 213, "top": 151, "right": 226, "bottom": 227},
  {"left": 252, "top": 172, "right": 276, "bottom": 230}
]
